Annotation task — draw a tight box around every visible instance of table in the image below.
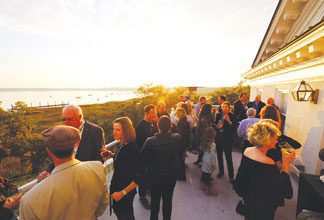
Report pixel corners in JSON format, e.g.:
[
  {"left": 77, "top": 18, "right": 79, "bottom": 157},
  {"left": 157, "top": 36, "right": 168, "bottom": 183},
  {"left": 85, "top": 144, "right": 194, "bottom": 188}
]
[{"left": 296, "top": 173, "right": 324, "bottom": 216}]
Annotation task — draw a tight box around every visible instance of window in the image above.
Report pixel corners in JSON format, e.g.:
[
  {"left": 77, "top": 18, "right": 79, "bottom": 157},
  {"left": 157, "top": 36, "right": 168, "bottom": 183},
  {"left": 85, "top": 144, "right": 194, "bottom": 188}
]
[
  {"left": 275, "top": 89, "right": 289, "bottom": 115},
  {"left": 275, "top": 89, "right": 289, "bottom": 133}
]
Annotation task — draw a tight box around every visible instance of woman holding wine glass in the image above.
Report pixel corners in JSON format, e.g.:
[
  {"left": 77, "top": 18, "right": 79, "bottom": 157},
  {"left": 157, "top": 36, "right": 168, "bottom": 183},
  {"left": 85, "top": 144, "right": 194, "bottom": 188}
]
[
  {"left": 233, "top": 120, "right": 295, "bottom": 220},
  {"left": 101, "top": 117, "right": 140, "bottom": 220}
]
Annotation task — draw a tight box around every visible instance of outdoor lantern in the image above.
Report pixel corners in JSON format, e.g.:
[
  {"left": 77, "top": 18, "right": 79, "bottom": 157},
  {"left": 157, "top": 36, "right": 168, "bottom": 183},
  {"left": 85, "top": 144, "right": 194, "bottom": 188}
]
[{"left": 291, "top": 81, "right": 319, "bottom": 104}]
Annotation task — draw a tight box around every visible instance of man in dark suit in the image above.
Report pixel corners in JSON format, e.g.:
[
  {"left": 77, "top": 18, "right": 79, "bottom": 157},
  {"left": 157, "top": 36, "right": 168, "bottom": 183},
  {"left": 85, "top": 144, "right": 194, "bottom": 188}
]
[
  {"left": 62, "top": 105, "right": 105, "bottom": 163},
  {"left": 234, "top": 93, "right": 248, "bottom": 122},
  {"left": 135, "top": 104, "right": 158, "bottom": 209},
  {"left": 247, "top": 95, "right": 266, "bottom": 118}
]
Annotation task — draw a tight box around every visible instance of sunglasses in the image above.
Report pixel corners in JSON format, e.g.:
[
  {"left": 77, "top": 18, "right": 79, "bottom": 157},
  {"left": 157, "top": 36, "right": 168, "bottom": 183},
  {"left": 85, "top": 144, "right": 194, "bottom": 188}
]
[{"left": 61, "top": 117, "right": 73, "bottom": 121}]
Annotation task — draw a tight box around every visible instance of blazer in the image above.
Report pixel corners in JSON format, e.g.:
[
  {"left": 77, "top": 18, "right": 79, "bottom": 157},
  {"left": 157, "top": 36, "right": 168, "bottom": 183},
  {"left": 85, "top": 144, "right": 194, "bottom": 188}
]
[
  {"left": 20, "top": 159, "right": 109, "bottom": 220},
  {"left": 214, "top": 112, "right": 238, "bottom": 142},
  {"left": 135, "top": 119, "right": 158, "bottom": 150},
  {"left": 234, "top": 100, "right": 247, "bottom": 122},
  {"left": 76, "top": 120, "right": 105, "bottom": 163}
]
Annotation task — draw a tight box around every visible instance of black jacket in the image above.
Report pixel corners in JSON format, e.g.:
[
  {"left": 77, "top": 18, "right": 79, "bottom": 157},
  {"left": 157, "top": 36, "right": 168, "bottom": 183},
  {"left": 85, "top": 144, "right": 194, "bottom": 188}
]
[
  {"left": 135, "top": 119, "right": 158, "bottom": 151},
  {"left": 140, "top": 132, "right": 181, "bottom": 186},
  {"left": 175, "top": 118, "right": 190, "bottom": 149},
  {"left": 76, "top": 120, "right": 105, "bottom": 163},
  {"left": 110, "top": 141, "right": 140, "bottom": 193},
  {"left": 234, "top": 100, "right": 247, "bottom": 122},
  {"left": 110, "top": 141, "right": 140, "bottom": 211},
  {"left": 214, "top": 112, "right": 238, "bottom": 142}
]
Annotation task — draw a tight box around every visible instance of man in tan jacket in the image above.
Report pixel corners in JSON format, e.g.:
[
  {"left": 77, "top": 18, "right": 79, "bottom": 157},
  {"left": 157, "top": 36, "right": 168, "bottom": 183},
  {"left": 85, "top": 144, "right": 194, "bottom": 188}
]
[{"left": 19, "top": 125, "right": 109, "bottom": 220}]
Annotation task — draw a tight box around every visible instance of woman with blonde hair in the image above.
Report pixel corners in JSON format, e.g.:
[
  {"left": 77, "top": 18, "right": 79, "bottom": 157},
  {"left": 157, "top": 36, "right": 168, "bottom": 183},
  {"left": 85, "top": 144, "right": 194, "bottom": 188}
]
[
  {"left": 185, "top": 101, "right": 197, "bottom": 125},
  {"left": 233, "top": 120, "right": 295, "bottom": 220},
  {"left": 175, "top": 107, "right": 190, "bottom": 181},
  {"left": 101, "top": 117, "right": 139, "bottom": 220}
]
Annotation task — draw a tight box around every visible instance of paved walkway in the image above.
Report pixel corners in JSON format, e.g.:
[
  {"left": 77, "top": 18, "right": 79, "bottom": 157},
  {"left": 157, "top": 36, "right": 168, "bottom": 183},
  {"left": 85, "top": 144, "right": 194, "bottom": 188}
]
[{"left": 100, "top": 150, "right": 298, "bottom": 220}]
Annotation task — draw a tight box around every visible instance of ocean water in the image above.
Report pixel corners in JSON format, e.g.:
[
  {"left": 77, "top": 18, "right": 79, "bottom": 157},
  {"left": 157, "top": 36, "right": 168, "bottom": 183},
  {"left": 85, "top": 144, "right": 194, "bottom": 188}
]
[{"left": 0, "top": 88, "right": 137, "bottom": 110}]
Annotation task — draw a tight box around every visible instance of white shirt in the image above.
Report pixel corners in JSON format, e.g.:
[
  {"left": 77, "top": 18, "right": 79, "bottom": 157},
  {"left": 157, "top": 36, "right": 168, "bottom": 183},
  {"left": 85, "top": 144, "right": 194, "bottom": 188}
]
[{"left": 19, "top": 159, "right": 109, "bottom": 220}]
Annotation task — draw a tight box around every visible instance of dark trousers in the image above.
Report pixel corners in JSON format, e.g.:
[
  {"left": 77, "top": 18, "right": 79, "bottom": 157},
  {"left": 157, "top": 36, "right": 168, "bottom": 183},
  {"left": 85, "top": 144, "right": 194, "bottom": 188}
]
[
  {"left": 113, "top": 193, "right": 136, "bottom": 220},
  {"left": 139, "top": 185, "right": 147, "bottom": 198},
  {"left": 150, "top": 181, "right": 176, "bottom": 220},
  {"left": 114, "top": 208, "right": 135, "bottom": 220},
  {"left": 178, "top": 148, "right": 186, "bottom": 180},
  {"left": 216, "top": 139, "right": 234, "bottom": 179},
  {"left": 139, "top": 168, "right": 149, "bottom": 198}
]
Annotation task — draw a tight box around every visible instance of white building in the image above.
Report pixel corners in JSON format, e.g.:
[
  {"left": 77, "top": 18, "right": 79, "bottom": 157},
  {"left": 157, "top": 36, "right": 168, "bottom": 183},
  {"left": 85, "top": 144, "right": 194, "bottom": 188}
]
[{"left": 242, "top": 0, "right": 324, "bottom": 175}]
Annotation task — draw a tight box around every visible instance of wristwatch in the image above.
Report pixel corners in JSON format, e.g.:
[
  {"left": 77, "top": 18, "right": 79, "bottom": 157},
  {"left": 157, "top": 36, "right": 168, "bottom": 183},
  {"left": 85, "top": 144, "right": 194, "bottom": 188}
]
[{"left": 122, "top": 190, "right": 127, "bottom": 196}]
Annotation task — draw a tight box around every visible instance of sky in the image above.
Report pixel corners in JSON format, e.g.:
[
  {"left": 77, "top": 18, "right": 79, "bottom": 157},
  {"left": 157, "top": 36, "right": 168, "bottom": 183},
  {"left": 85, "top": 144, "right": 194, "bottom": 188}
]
[{"left": 0, "top": 0, "right": 278, "bottom": 88}]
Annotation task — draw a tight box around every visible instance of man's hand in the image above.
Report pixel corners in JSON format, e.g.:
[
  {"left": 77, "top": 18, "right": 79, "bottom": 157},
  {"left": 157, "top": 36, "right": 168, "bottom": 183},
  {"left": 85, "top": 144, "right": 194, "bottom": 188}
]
[
  {"left": 3, "top": 193, "right": 23, "bottom": 210},
  {"left": 111, "top": 191, "right": 124, "bottom": 202},
  {"left": 37, "top": 171, "right": 50, "bottom": 183}
]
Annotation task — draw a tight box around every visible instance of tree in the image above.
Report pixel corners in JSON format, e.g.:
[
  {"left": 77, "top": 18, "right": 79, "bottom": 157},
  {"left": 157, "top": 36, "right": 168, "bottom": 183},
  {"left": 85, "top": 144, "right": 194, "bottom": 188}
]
[
  {"left": 208, "top": 84, "right": 250, "bottom": 105},
  {"left": 13, "top": 101, "right": 28, "bottom": 110}
]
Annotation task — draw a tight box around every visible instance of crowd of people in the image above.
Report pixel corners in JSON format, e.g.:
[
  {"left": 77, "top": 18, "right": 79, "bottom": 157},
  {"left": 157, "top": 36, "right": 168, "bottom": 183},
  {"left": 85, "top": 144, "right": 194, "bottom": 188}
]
[{"left": 0, "top": 92, "right": 303, "bottom": 220}]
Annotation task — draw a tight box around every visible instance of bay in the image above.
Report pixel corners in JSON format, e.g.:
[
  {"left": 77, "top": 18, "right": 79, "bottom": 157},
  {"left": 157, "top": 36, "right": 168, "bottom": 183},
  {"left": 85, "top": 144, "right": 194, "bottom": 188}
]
[{"left": 0, "top": 88, "right": 137, "bottom": 110}]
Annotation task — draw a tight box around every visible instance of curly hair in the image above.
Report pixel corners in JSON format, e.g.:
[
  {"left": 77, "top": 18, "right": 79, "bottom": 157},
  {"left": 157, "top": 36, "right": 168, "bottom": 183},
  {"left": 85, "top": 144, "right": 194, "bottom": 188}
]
[
  {"left": 200, "top": 127, "right": 216, "bottom": 152},
  {"left": 248, "top": 120, "right": 281, "bottom": 147}
]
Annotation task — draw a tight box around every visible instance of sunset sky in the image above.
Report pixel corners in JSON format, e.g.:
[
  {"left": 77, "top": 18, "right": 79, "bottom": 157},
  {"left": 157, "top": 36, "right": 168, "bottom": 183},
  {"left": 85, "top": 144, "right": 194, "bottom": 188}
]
[{"left": 0, "top": 0, "right": 277, "bottom": 88}]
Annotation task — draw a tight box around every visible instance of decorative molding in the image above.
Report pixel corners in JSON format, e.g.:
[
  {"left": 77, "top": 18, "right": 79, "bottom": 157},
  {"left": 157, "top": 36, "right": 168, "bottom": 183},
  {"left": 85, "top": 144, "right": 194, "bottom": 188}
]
[
  {"left": 242, "top": 23, "right": 324, "bottom": 80},
  {"left": 248, "top": 56, "right": 324, "bottom": 86},
  {"left": 283, "top": 0, "right": 321, "bottom": 45},
  {"left": 252, "top": 0, "right": 323, "bottom": 67}
]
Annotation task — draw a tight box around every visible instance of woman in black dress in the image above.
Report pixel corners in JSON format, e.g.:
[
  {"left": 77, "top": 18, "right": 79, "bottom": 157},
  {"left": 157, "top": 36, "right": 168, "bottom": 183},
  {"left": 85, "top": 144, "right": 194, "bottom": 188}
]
[
  {"left": 233, "top": 120, "right": 295, "bottom": 220},
  {"left": 101, "top": 117, "right": 139, "bottom": 220}
]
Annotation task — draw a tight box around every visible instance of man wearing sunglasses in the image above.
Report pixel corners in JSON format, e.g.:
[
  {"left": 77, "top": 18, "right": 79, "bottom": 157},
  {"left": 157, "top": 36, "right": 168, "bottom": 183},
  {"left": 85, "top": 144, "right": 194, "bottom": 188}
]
[{"left": 62, "top": 105, "right": 105, "bottom": 162}]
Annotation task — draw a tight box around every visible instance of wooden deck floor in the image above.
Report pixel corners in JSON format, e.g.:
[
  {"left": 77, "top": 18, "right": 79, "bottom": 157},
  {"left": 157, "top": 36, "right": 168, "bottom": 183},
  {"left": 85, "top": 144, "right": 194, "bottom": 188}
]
[{"left": 100, "top": 150, "right": 298, "bottom": 220}]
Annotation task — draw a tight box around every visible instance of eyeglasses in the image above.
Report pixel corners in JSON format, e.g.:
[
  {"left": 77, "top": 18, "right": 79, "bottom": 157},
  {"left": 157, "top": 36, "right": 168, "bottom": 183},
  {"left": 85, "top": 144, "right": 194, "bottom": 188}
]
[{"left": 61, "top": 117, "right": 73, "bottom": 121}]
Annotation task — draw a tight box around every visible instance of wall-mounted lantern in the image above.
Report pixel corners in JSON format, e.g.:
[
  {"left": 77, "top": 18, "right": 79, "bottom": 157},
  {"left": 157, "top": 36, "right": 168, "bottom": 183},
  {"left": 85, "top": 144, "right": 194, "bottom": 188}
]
[{"left": 291, "top": 81, "right": 319, "bottom": 104}]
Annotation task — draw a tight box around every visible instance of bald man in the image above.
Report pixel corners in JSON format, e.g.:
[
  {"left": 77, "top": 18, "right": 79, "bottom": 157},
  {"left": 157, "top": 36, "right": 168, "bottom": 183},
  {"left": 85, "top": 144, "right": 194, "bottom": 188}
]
[
  {"left": 247, "top": 95, "right": 266, "bottom": 118},
  {"left": 62, "top": 105, "right": 105, "bottom": 162}
]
